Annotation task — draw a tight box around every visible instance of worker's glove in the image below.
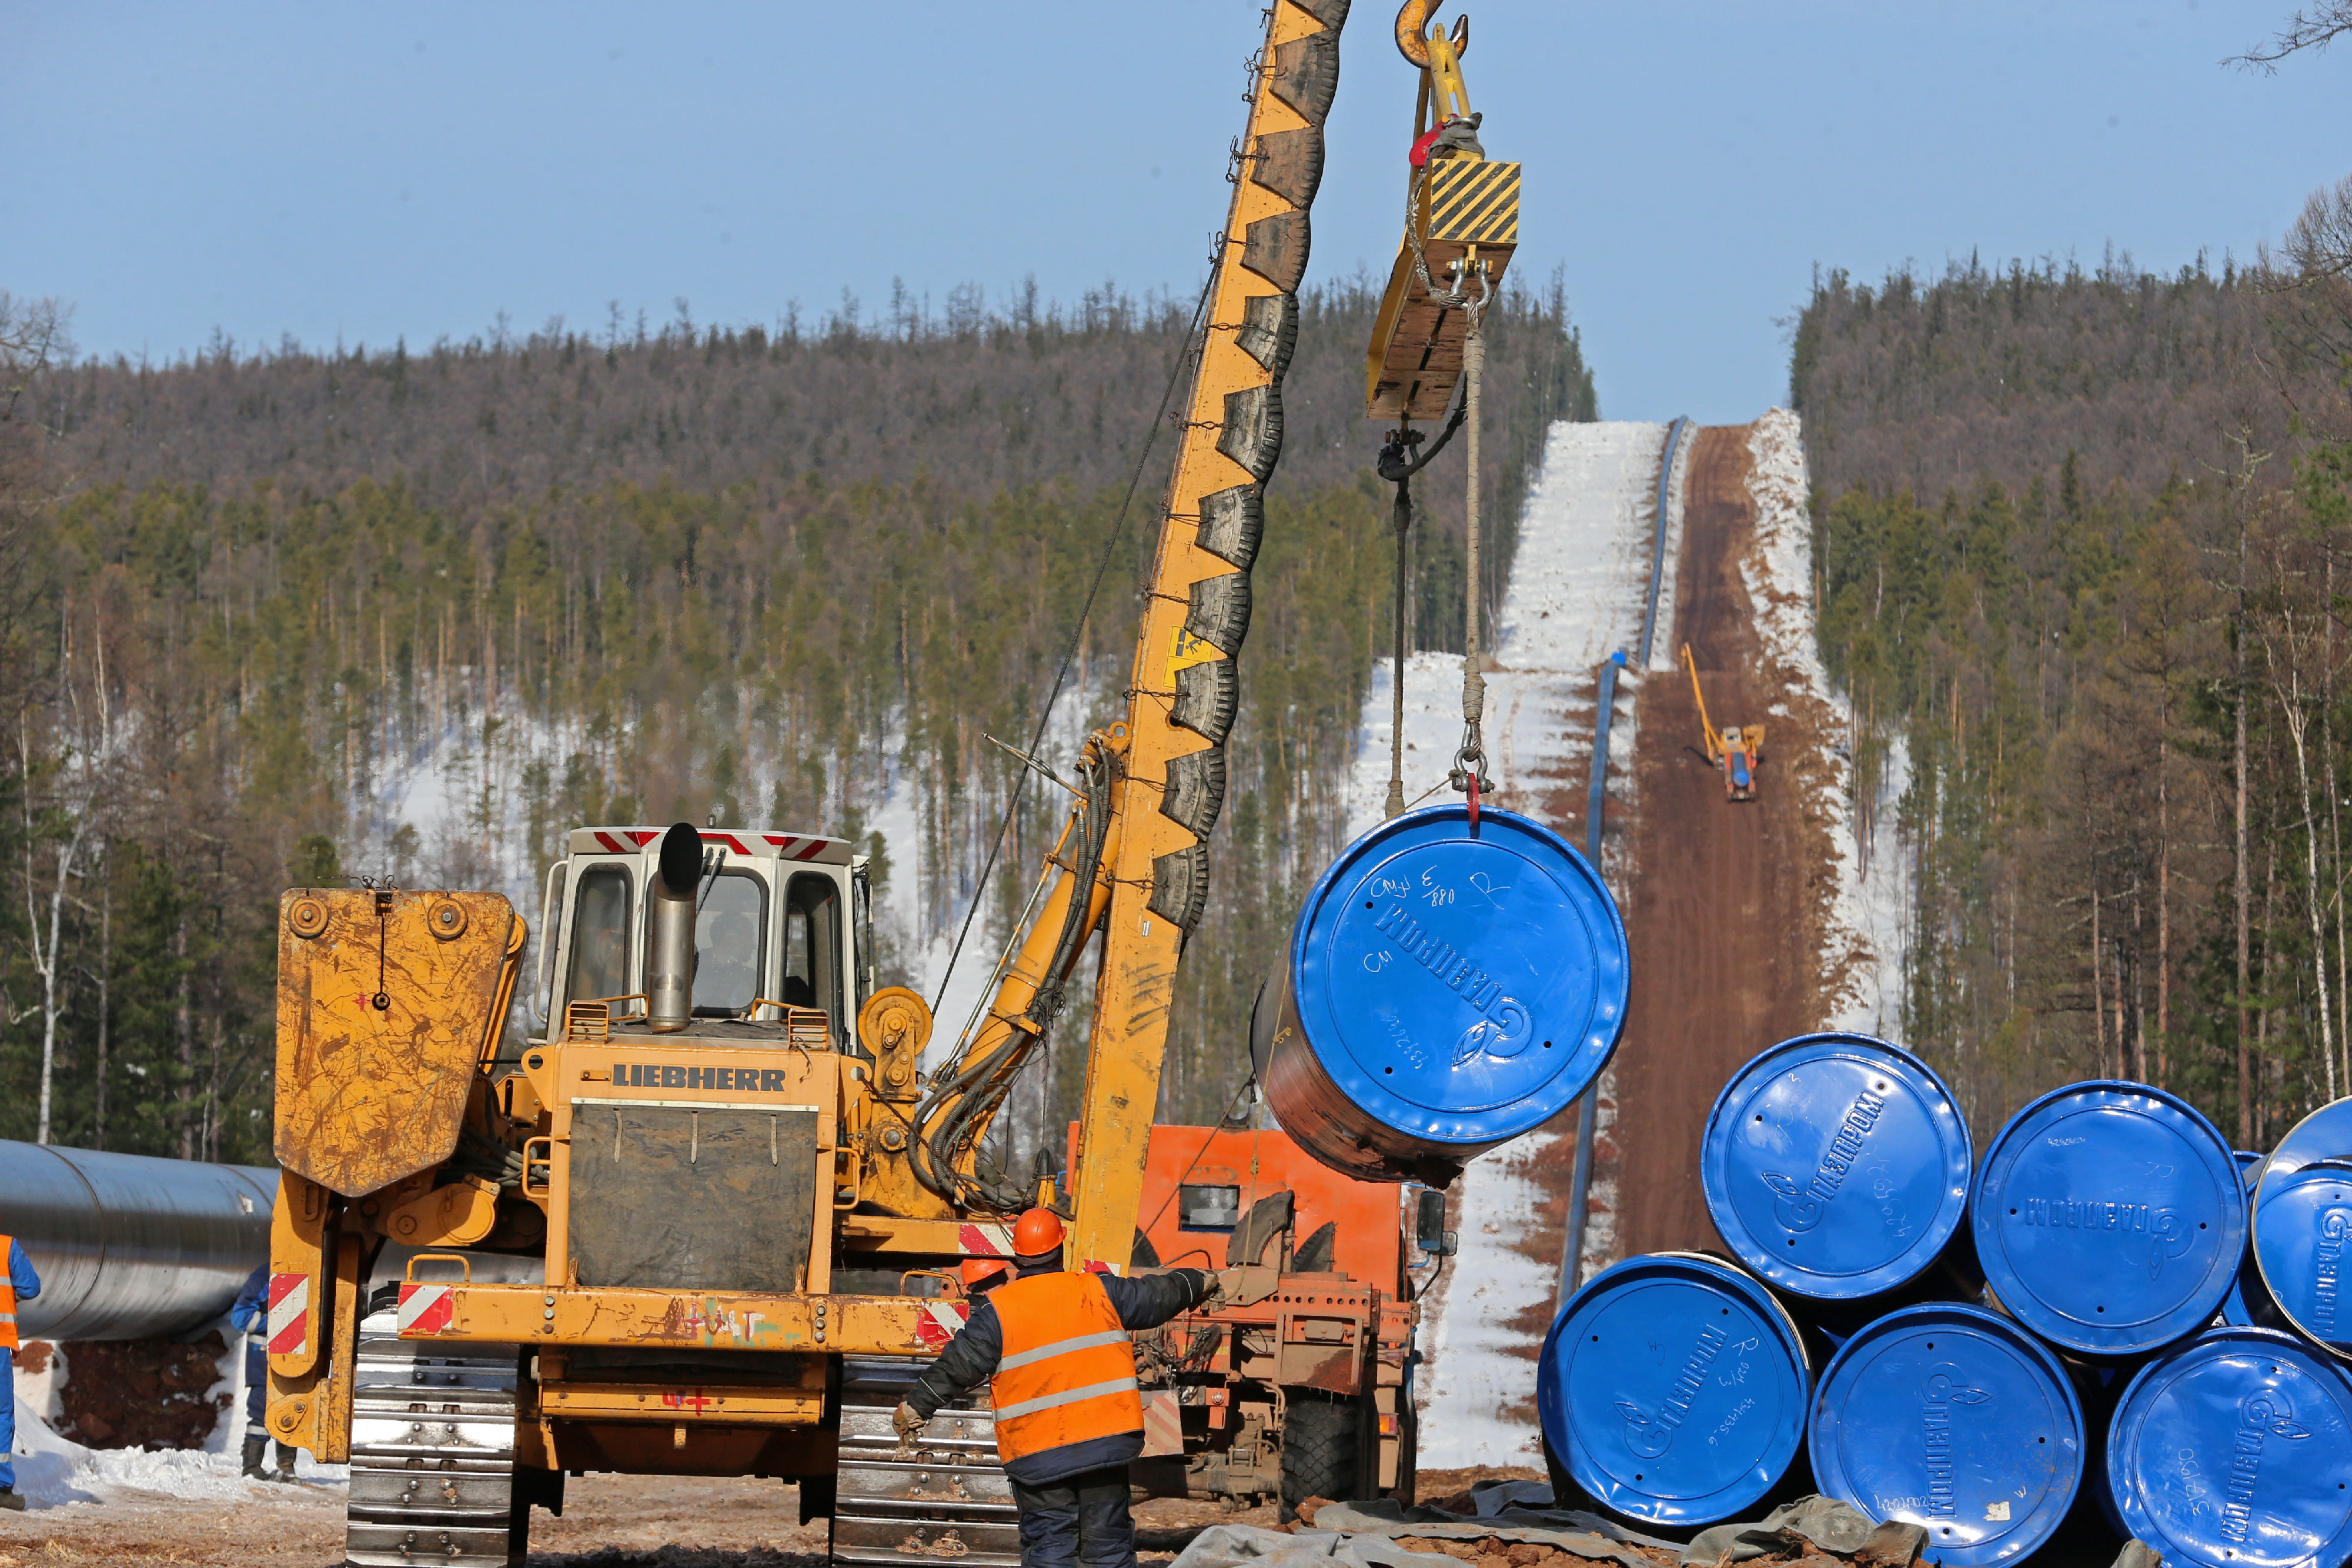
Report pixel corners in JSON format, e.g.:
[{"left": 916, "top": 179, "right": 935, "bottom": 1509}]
[
  {"left": 1194, "top": 1270, "right": 1227, "bottom": 1310},
  {"left": 892, "top": 1401, "right": 926, "bottom": 1452}
]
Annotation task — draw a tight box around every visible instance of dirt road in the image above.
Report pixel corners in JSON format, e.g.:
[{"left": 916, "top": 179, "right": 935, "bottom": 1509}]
[
  {"left": 0, "top": 1473, "right": 825, "bottom": 1567},
  {"left": 1597, "top": 424, "right": 1833, "bottom": 1261},
  {"left": 0, "top": 1473, "right": 1325, "bottom": 1567}
]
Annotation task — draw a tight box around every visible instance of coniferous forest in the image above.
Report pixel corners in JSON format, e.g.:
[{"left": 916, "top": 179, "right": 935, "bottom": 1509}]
[
  {"left": 0, "top": 278, "right": 1596, "bottom": 1165},
  {"left": 21, "top": 165, "right": 2352, "bottom": 1175},
  {"left": 1798, "top": 176, "right": 2352, "bottom": 1148}
]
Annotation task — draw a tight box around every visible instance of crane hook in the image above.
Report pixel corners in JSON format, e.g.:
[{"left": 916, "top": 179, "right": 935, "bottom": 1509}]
[{"left": 1394, "top": 1, "right": 1469, "bottom": 69}]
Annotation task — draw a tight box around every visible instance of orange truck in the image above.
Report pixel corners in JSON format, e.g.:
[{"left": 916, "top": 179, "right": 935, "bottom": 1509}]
[{"left": 1118, "top": 1127, "right": 1441, "bottom": 1514}]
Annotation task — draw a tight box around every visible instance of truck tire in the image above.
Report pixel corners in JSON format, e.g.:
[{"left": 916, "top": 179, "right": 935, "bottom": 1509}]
[{"left": 1279, "top": 1392, "right": 1362, "bottom": 1522}]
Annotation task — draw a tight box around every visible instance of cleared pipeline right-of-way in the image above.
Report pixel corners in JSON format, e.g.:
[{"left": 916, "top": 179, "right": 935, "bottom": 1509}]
[{"left": 0, "top": 1139, "right": 276, "bottom": 1340}]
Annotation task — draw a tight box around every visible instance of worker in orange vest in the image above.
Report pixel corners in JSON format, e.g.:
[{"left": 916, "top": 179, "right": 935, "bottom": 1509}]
[
  {"left": 0, "top": 1232, "right": 41, "bottom": 1510},
  {"left": 895, "top": 1209, "right": 1223, "bottom": 1568}
]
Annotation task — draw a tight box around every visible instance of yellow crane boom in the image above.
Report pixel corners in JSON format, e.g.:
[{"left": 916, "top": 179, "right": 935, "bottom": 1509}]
[
  {"left": 1682, "top": 641, "right": 1725, "bottom": 762},
  {"left": 886, "top": 0, "right": 1348, "bottom": 1269}
]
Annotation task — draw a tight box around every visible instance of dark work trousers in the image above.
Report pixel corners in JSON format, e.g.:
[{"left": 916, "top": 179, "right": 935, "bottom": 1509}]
[{"left": 1008, "top": 1465, "right": 1136, "bottom": 1568}]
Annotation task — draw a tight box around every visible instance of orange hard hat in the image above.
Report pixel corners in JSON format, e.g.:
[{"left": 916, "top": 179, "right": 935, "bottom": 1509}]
[
  {"left": 1013, "top": 1208, "right": 1065, "bottom": 1258},
  {"left": 960, "top": 1258, "right": 1011, "bottom": 1294}
]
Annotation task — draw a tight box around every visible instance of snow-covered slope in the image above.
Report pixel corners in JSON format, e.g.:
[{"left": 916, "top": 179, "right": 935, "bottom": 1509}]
[
  {"left": 1740, "top": 410, "right": 1907, "bottom": 1035},
  {"left": 1345, "top": 420, "right": 1681, "bottom": 1466}
]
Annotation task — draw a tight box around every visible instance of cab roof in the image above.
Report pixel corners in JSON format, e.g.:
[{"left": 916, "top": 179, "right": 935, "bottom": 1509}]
[{"left": 566, "top": 827, "right": 853, "bottom": 865}]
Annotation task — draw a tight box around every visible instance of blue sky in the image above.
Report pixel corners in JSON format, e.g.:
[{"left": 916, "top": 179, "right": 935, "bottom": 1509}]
[{"left": 6, "top": 2, "right": 2346, "bottom": 424}]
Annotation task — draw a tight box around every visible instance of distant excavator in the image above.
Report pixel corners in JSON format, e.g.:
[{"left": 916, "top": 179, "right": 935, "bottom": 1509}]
[{"left": 1681, "top": 643, "right": 1763, "bottom": 801}]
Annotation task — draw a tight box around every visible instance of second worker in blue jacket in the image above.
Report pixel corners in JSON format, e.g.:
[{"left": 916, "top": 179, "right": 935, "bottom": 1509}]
[{"left": 229, "top": 1266, "right": 299, "bottom": 1481}]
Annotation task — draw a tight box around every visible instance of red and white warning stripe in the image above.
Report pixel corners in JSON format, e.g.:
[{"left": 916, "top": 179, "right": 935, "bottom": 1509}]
[
  {"left": 265, "top": 1273, "right": 310, "bottom": 1356},
  {"left": 570, "top": 827, "right": 844, "bottom": 861},
  {"left": 1141, "top": 1389, "right": 1184, "bottom": 1457},
  {"left": 569, "top": 827, "right": 856, "bottom": 865},
  {"left": 957, "top": 1222, "right": 1015, "bottom": 1256},
  {"left": 914, "top": 1300, "right": 969, "bottom": 1350},
  {"left": 397, "top": 1282, "right": 456, "bottom": 1336}
]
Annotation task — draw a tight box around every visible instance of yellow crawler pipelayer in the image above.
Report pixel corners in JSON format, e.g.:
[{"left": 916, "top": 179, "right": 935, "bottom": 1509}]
[
  {"left": 263, "top": 4, "right": 1411, "bottom": 1551},
  {"left": 1681, "top": 642, "right": 1764, "bottom": 801}
]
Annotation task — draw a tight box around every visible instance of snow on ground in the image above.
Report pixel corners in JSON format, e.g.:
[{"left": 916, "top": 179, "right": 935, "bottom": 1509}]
[
  {"left": 1740, "top": 409, "right": 1907, "bottom": 1034},
  {"left": 1342, "top": 420, "right": 1678, "bottom": 1466},
  {"left": 1836, "top": 732, "right": 1912, "bottom": 1038},
  {"left": 1342, "top": 421, "right": 1674, "bottom": 836},
  {"left": 1411, "top": 1145, "right": 1562, "bottom": 1469},
  {"left": 11, "top": 1330, "right": 348, "bottom": 1512}
]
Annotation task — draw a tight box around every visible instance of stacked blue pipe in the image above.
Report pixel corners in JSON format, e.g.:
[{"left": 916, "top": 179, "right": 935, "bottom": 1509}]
[
  {"left": 2218, "top": 1149, "right": 2271, "bottom": 1328},
  {"left": 1536, "top": 1252, "right": 1811, "bottom": 1527},
  {"left": 1970, "top": 1081, "right": 2246, "bottom": 1356},
  {"left": 1809, "top": 1303, "right": 2084, "bottom": 1566},
  {"left": 1701, "top": 1033, "right": 1973, "bottom": 1307},
  {"left": 1540, "top": 1031, "right": 2352, "bottom": 1564},
  {"left": 2106, "top": 1328, "right": 2352, "bottom": 1568},
  {"left": 2252, "top": 1099, "right": 2352, "bottom": 1358}
]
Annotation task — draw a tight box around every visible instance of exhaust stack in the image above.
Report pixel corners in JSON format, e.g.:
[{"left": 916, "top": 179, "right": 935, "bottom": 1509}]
[{"left": 647, "top": 821, "right": 703, "bottom": 1032}]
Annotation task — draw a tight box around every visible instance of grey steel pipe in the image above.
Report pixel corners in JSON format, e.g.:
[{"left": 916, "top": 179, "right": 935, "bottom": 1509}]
[{"left": 0, "top": 1139, "right": 276, "bottom": 1341}]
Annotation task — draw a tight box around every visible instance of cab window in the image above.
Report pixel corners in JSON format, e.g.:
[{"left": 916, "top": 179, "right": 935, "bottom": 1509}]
[
  {"left": 566, "top": 865, "right": 632, "bottom": 1005},
  {"left": 783, "top": 873, "right": 841, "bottom": 1029},
  {"left": 693, "top": 872, "right": 768, "bottom": 1017}
]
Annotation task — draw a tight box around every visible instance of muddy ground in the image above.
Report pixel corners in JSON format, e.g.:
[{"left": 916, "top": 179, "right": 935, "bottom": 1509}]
[
  {"left": 1604, "top": 424, "right": 1839, "bottom": 1261},
  {"left": 0, "top": 1466, "right": 1548, "bottom": 1567}
]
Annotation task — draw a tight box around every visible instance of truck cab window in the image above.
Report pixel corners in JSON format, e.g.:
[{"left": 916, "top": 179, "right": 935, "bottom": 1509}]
[
  {"left": 783, "top": 874, "right": 841, "bottom": 1031},
  {"left": 567, "top": 865, "right": 632, "bottom": 1005},
  {"left": 694, "top": 873, "right": 768, "bottom": 1016}
]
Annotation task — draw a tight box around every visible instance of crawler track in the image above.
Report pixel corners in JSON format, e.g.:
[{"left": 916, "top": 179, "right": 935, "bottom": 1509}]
[
  {"left": 343, "top": 1306, "right": 525, "bottom": 1568},
  {"left": 830, "top": 1358, "right": 1020, "bottom": 1568}
]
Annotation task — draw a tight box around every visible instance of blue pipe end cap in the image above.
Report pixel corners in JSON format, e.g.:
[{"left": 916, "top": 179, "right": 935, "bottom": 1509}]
[
  {"left": 1970, "top": 1081, "right": 2246, "bottom": 1355},
  {"left": 2253, "top": 1158, "right": 2352, "bottom": 1355},
  {"left": 2109, "top": 1328, "right": 2352, "bottom": 1568},
  {"left": 1538, "top": 1253, "right": 1809, "bottom": 1527},
  {"left": 1289, "top": 805, "right": 1626, "bottom": 1149},
  {"left": 1808, "top": 1302, "right": 2082, "bottom": 1566},
  {"left": 1702, "top": 1033, "right": 1970, "bottom": 1300}
]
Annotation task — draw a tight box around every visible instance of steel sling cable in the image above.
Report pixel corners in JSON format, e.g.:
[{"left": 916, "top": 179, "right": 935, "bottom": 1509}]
[
  {"left": 1400, "top": 161, "right": 1495, "bottom": 817},
  {"left": 928, "top": 269, "right": 1218, "bottom": 1017},
  {"left": 1376, "top": 388, "right": 1467, "bottom": 818}
]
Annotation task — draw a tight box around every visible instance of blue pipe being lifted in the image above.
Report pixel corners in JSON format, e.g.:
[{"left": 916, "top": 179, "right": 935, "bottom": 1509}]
[{"left": 0, "top": 1139, "right": 276, "bottom": 1341}]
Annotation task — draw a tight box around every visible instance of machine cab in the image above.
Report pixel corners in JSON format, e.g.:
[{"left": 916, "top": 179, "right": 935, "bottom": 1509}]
[{"left": 530, "top": 825, "right": 877, "bottom": 1051}]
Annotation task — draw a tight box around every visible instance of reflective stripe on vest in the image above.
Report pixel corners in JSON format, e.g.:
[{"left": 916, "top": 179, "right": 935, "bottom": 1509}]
[
  {"left": 995, "top": 1330, "right": 1131, "bottom": 1374},
  {"left": 0, "top": 1233, "right": 17, "bottom": 1350},
  {"left": 994, "top": 1374, "right": 1142, "bottom": 1421},
  {"left": 986, "top": 1272, "right": 1141, "bottom": 1463}
]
